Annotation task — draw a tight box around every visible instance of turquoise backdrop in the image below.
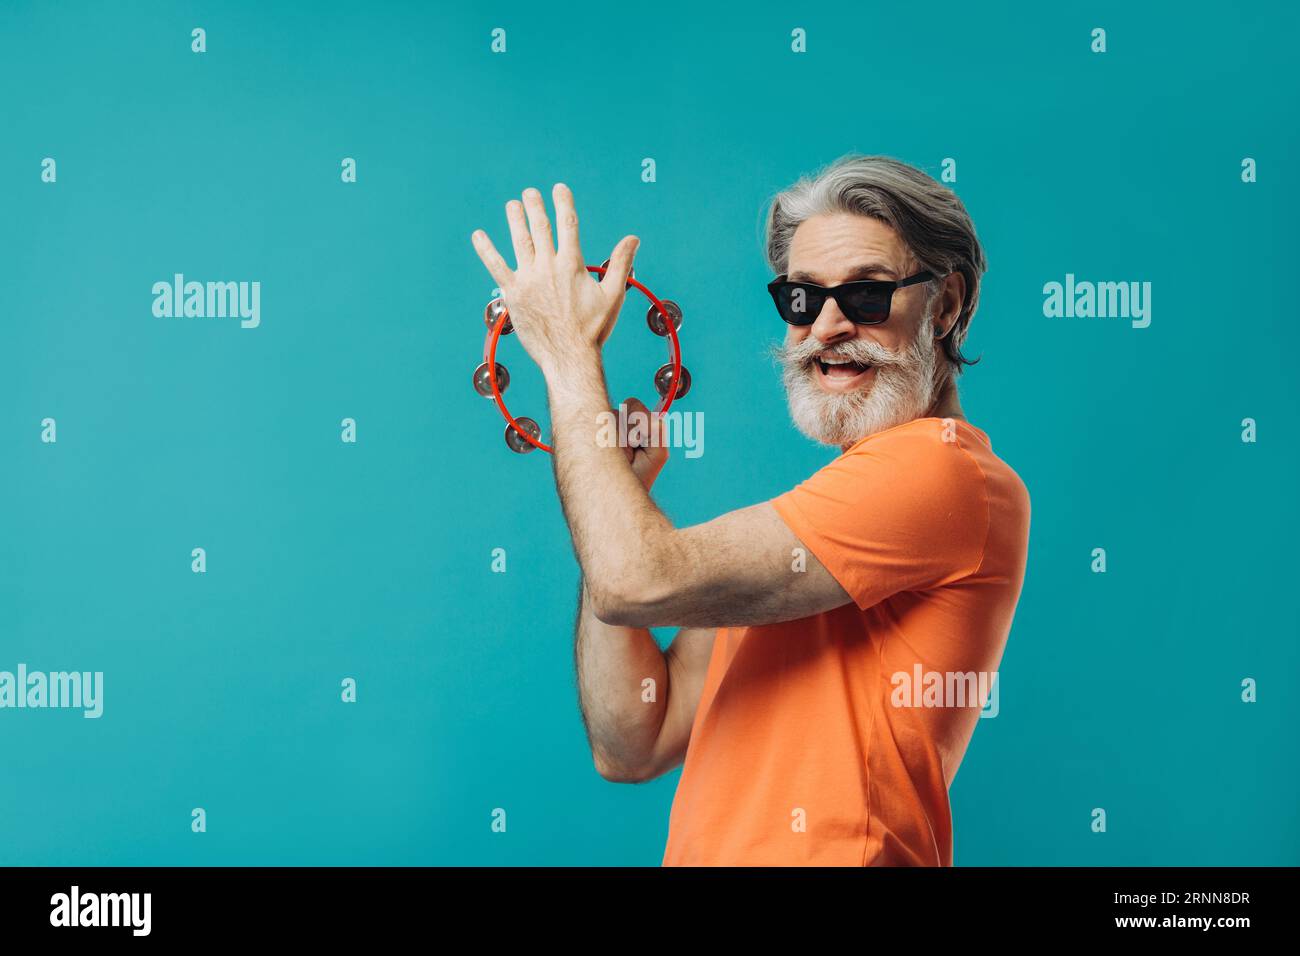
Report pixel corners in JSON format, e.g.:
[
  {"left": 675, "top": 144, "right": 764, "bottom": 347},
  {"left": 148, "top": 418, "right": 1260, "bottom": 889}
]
[{"left": 1, "top": 0, "right": 1296, "bottom": 865}]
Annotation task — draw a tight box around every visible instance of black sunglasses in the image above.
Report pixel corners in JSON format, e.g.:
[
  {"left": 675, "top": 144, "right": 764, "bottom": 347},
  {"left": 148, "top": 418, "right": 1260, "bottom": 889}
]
[{"left": 767, "top": 270, "right": 935, "bottom": 326}]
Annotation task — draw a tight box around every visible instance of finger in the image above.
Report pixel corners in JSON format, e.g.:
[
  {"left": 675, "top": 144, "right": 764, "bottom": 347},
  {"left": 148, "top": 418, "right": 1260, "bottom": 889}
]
[
  {"left": 471, "top": 230, "right": 515, "bottom": 290},
  {"left": 621, "top": 396, "right": 649, "bottom": 448},
  {"left": 552, "top": 183, "right": 582, "bottom": 265},
  {"left": 623, "top": 395, "right": 651, "bottom": 424},
  {"left": 643, "top": 439, "right": 669, "bottom": 470},
  {"left": 505, "top": 199, "right": 534, "bottom": 269},
  {"left": 631, "top": 397, "right": 671, "bottom": 453},
  {"left": 630, "top": 435, "right": 669, "bottom": 489},
  {"left": 620, "top": 396, "right": 668, "bottom": 488},
  {"left": 602, "top": 235, "right": 640, "bottom": 291},
  {"left": 625, "top": 396, "right": 667, "bottom": 452},
  {"left": 645, "top": 414, "right": 670, "bottom": 463},
  {"left": 521, "top": 187, "right": 555, "bottom": 261}
]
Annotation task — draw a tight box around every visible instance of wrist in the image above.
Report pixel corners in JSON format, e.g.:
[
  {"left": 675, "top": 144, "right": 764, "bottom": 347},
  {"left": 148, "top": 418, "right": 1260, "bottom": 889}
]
[{"left": 543, "top": 348, "right": 605, "bottom": 401}]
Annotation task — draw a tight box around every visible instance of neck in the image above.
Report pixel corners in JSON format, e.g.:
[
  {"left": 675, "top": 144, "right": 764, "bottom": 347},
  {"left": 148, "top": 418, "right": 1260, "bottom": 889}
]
[
  {"left": 837, "top": 370, "right": 965, "bottom": 453},
  {"left": 926, "top": 371, "right": 964, "bottom": 421}
]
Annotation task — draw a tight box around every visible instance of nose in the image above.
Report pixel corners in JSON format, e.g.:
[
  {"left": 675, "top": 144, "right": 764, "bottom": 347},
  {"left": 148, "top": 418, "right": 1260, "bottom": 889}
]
[{"left": 808, "top": 296, "right": 857, "bottom": 345}]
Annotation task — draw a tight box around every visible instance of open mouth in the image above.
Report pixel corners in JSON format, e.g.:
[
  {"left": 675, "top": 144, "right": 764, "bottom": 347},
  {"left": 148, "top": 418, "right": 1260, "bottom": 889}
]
[{"left": 814, "top": 356, "right": 872, "bottom": 379}]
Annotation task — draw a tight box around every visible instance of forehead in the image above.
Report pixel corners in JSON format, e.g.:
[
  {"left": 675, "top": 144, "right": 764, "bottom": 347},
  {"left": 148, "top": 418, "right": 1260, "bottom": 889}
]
[{"left": 786, "top": 212, "right": 909, "bottom": 283}]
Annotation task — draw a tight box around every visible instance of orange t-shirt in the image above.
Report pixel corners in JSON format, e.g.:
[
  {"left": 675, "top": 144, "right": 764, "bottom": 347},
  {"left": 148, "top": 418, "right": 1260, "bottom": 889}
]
[{"left": 661, "top": 417, "right": 1030, "bottom": 866}]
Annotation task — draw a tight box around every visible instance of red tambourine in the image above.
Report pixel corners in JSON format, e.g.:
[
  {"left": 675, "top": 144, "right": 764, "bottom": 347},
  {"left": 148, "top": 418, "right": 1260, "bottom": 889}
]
[{"left": 472, "top": 262, "right": 690, "bottom": 454}]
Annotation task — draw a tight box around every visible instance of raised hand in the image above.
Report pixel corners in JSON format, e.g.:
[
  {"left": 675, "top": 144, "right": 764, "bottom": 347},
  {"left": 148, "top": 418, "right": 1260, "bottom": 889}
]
[{"left": 471, "top": 184, "right": 639, "bottom": 377}]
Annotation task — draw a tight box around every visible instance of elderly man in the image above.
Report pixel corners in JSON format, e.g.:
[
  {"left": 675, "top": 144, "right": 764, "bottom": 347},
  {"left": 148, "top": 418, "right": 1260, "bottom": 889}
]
[{"left": 470, "top": 154, "right": 1030, "bottom": 866}]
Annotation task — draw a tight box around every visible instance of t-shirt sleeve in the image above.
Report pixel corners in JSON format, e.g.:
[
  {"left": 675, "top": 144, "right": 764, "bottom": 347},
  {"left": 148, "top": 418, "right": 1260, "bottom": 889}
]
[{"left": 769, "top": 422, "right": 990, "bottom": 610}]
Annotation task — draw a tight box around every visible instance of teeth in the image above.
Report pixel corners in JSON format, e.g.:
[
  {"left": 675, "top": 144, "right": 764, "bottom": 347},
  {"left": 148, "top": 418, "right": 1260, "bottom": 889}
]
[{"left": 815, "top": 355, "right": 871, "bottom": 377}]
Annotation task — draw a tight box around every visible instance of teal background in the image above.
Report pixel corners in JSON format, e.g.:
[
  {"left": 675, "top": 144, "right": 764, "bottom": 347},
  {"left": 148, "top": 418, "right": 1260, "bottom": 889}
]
[{"left": 1, "top": 0, "right": 1296, "bottom": 866}]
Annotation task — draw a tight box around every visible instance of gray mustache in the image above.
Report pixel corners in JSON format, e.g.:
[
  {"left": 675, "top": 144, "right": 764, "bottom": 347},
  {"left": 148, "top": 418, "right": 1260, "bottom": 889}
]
[{"left": 784, "top": 340, "right": 905, "bottom": 369}]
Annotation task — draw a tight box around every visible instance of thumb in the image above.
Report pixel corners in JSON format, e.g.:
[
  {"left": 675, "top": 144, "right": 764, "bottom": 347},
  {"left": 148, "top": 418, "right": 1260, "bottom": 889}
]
[
  {"left": 603, "top": 235, "right": 639, "bottom": 290},
  {"left": 623, "top": 395, "right": 669, "bottom": 465}
]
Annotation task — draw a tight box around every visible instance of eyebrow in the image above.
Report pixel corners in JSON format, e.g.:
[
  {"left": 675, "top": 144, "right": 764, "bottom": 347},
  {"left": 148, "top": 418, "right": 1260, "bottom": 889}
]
[{"left": 787, "top": 262, "right": 899, "bottom": 282}]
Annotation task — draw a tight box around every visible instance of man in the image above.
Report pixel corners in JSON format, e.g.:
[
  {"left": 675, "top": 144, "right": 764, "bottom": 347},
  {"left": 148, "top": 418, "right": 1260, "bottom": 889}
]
[{"left": 470, "top": 154, "right": 1030, "bottom": 866}]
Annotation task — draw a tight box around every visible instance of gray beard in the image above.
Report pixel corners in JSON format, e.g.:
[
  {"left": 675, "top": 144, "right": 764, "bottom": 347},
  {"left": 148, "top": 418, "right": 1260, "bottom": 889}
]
[{"left": 770, "top": 308, "right": 945, "bottom": 448}]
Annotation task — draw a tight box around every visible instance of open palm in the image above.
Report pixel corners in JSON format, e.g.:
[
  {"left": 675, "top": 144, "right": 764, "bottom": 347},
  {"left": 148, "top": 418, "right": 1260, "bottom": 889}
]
[{"left": 470, "top": 184, "right": 639, "bottom": 375}]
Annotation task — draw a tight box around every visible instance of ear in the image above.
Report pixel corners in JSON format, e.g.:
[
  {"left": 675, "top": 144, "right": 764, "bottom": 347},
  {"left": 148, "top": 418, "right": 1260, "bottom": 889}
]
[{"left": 933, "top": 271, "right": 966, "bottom": 340}]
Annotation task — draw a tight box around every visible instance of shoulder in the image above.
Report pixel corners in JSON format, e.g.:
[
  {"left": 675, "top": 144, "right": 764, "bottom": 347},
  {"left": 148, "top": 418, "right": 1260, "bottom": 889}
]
[
  {"left": 777, "top": 417, "right": 991, "bottom": 539},
  {"left": 841, "top": 418, "right": 988, "bottom": 496},
  {"left": 772, "top": 418, "right": 996, "bottom": 604}
]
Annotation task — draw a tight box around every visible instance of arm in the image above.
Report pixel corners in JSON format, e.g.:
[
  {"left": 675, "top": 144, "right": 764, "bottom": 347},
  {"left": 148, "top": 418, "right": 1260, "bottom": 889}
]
[
  {"left": 470, "top": 184, "right": 853, "bottom": 632},
  {"left": 548, "top": 356, "right": 850, "bottom": 628},
  {"left": 572, "top": 396, "right": 715, "bottom": 783},
  {"left": 575, "top": 578, "right": 715, "bottom": 783}
]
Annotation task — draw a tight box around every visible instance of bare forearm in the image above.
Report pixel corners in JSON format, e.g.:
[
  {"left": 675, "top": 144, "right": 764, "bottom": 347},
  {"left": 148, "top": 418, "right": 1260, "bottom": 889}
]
[
  {"left": 546, "top": 355, "right": 674, "bottom": 615},
  {"left": 574, "top": 577, "right": 669, "bottom": 780}
]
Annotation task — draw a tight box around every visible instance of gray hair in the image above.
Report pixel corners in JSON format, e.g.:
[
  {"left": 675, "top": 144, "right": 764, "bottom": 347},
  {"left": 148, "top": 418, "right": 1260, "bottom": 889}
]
[{"left": 763, "top": 154, "right": 987, "bottom": 373}]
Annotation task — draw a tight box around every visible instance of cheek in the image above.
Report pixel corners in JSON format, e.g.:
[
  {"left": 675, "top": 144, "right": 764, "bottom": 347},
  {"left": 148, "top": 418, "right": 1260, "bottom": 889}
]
[
  {"left": 858, "top": 327, "right": 901, "bottom": 352},
  {"left": 883, "top": 297, "right": 929, "bottom": 346}
]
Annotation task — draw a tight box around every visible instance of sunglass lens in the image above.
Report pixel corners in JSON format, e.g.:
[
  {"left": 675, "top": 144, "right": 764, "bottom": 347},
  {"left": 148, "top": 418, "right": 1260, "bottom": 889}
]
[
  {"left": 777, "top": 284, "right": 822, "bottom": 325},
  {"left": 838, "top": 285, "right": 890, "bottom": 324}
]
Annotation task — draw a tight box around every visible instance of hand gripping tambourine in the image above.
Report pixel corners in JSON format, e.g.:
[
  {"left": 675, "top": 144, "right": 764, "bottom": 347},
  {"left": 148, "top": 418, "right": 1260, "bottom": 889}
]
[{"left": 472, "top": 261, "right": 691, "bottom": 454}]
